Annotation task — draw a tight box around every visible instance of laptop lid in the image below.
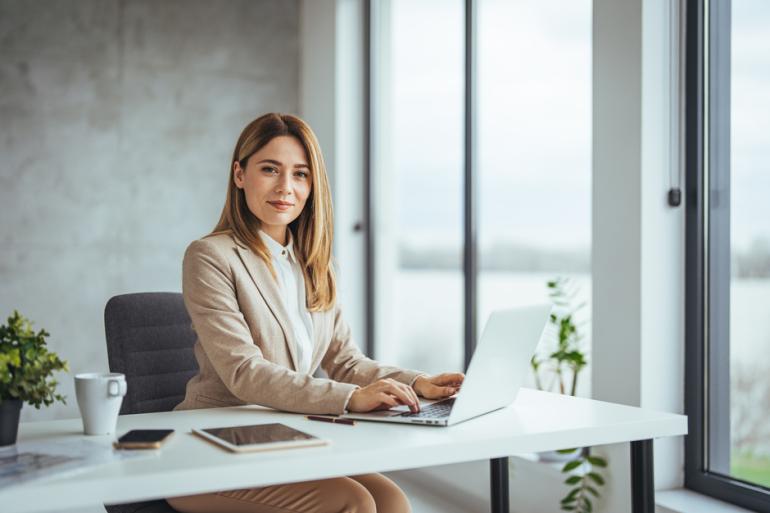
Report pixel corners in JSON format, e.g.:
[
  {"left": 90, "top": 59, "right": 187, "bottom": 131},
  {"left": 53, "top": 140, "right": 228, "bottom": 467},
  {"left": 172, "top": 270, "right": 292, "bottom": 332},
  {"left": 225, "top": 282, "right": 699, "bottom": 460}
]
[{"left": 447, "top": 303, "right": 551, "bottom": 425}]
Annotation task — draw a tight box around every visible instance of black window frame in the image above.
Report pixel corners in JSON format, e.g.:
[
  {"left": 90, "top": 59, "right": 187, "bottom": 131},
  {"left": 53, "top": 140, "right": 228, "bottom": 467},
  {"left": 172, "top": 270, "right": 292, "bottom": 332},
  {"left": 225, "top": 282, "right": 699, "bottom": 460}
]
[
  {"left": 684, "top": 0, "right": 770, "bottom": 510},
  {"left": 363, "top": 0, "right": 479, "bottom": 368}
]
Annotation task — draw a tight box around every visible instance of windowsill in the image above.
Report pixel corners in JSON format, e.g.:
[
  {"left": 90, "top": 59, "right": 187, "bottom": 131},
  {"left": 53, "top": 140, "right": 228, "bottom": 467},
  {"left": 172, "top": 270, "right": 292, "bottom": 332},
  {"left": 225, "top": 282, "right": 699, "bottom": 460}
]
[{"left": 656, "top": 489, "right": 755, "bottom": 513}]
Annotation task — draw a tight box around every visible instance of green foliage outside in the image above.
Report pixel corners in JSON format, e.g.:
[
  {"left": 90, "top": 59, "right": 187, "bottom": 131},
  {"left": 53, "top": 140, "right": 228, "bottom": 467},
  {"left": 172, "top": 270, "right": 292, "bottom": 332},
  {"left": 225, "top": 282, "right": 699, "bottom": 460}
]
[
  {"left": 0, "top": 311, "right": 68, "bottom": 408},
  {"left": 732, "top": 453, "right": 770, "bottom": 489}
]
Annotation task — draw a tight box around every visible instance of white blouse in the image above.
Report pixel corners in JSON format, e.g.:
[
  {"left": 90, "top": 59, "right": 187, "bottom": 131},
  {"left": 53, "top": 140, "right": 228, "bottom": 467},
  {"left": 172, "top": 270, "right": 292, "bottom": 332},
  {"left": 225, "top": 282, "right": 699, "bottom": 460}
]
[{"left": 258, "top": 231, "right": 315, "bottom": 375}]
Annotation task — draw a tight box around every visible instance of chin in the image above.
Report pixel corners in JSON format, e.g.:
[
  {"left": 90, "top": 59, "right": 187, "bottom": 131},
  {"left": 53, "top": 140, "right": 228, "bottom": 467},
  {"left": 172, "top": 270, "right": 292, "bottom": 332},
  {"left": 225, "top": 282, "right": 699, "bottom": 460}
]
[{"left": 261, "top": 212, "right": 298, "bottom": 226}]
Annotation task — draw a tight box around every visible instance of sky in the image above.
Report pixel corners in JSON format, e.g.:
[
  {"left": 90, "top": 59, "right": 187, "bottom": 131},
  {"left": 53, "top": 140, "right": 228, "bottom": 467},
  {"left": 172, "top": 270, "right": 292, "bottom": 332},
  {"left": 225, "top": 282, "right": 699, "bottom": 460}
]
[
  {"left": 731, "top": 0, "right": 770, "bottom": 252},
  {"left": 376, "top": 0, "right": 769, "bottom": 256},
  {"left": 380, "top": 0, "right": 591, "bottom": 253}
]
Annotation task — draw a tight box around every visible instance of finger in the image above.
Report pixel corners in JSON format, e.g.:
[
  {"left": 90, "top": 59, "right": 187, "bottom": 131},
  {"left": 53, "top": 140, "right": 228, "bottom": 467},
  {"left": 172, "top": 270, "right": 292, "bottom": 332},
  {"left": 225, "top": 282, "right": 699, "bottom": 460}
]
[
  {"left": 376, "top": 392, "right": 399, "bottom": 409},
  {"left": 385, "top": 382, "right": 418, "bottom": 411},
  {"left": 397, "top": 380, "right": 419, "bottom": 407},
  {"left": 395, "top": 383, "right": 419, "bottom": 411},
  {"left": 404, "top": 383, "right": 420, "bottom": 412}
]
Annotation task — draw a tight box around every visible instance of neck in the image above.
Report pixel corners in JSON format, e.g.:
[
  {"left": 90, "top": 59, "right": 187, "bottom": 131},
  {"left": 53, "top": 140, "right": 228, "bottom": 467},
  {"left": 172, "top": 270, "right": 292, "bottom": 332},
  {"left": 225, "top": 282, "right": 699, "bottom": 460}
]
[{"left": 261, "top": 225, "right": 288, "bottom": 246}]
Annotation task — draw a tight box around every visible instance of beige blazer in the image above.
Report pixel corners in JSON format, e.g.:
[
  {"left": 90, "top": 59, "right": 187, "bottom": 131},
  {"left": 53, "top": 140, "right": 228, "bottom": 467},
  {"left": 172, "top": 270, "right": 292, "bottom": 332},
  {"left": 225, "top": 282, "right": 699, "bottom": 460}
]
[{"left": 175, "top": 232, "right": 422, "bottom": 415}]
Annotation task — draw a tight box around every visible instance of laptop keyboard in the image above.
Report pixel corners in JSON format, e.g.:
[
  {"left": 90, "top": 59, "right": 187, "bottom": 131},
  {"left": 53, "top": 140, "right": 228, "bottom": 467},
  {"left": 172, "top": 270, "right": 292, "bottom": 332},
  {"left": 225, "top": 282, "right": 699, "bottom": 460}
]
[{"left": 399, "top": 397, "right": 456, "bottom": 419}]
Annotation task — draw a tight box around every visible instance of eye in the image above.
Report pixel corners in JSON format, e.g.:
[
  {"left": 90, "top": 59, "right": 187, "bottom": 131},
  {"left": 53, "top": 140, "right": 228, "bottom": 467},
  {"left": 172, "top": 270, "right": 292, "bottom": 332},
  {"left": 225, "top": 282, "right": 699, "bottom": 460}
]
[
  {"left": 295, "top": 170, "right": 310, "bottom": 179},
  {"left": 261, "top": 166, "right": 278, "bottom": 175}
]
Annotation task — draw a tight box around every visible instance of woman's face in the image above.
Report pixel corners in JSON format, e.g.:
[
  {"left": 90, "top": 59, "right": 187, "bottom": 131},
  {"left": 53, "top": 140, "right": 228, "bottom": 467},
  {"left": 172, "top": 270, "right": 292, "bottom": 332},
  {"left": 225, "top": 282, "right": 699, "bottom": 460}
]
[{"left": 233, "top": 135, "right": 312, "bottom": 245}]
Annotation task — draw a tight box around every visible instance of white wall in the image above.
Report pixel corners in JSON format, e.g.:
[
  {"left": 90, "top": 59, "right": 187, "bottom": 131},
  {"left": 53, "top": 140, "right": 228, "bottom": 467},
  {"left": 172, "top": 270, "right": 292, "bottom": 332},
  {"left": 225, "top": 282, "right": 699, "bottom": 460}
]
[{"left": 592, "top": 0, "right": 686, "bottom": 510}]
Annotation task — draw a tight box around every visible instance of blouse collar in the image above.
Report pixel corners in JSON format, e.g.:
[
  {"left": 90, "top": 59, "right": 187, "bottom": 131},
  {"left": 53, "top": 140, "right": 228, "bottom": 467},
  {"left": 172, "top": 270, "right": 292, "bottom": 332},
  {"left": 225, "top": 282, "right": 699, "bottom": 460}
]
[{"left": 258, "top": 230, "right": 297, "bottom": 264}]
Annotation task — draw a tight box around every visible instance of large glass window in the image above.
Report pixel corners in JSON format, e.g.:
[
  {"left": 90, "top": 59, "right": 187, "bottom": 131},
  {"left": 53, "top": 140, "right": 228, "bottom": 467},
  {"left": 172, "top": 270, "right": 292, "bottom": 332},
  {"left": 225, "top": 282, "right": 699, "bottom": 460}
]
[
  {"left": 477, "top": 0, "right": 592, "bottom": 395},
  {"left": 369, "top": 1, "right": 592, "bottom": 386},
  {"left": 728, "top": 0, "right": 770, "bottom": 490},
  {"left": 370, "top": 0, "right": 465, "bottom": 373},
  {"left": 686, "top": 0, "right": 770, "bottom": 509}
]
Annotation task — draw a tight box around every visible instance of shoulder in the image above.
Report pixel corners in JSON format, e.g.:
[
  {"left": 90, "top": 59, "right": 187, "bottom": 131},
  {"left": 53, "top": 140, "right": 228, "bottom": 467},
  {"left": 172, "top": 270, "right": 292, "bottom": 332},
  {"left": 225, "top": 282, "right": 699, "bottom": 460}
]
[
  {"left": 185, "top": 232, "right": 240, "bottom": 259},
  {"left": 183, "top": 232, "right": 244, "bottom": 275}
]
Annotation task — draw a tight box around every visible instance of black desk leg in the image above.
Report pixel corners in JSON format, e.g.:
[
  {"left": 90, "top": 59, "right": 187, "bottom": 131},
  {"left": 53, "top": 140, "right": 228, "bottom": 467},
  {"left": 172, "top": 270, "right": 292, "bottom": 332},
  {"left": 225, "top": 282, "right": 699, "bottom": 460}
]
[
  {"left": 490, "top": 457, "right": 510, "bottom": 513},
  {"left": 631, "top": 439, "right": 654, "bottom": 513}
]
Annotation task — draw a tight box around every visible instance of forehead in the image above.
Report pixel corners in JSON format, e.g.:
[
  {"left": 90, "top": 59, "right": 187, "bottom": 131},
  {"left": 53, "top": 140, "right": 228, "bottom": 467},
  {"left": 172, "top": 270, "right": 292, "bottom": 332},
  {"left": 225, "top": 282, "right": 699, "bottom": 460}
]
[{"left": 253, "top": 135, "right": 308, "bottom": 165}]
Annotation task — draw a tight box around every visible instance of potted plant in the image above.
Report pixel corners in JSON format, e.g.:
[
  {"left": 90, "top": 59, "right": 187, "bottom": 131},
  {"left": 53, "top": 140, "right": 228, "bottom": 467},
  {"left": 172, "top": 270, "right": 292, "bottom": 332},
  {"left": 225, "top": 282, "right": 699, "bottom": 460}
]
[
  {"left": 530, "top": 277, "right": 608, "bottom": 513},
  {"left": 0, "top": 311, "right": 68, "bottom": 446},
  {"left": 531, "top": 277, "right": 588, "bottom": 398}
]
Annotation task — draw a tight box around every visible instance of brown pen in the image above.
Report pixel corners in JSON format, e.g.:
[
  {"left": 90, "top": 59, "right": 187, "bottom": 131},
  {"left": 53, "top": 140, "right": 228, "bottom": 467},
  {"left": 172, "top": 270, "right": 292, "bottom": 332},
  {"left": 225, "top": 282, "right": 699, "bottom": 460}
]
[{"left": 306, "top": 415, "right": 356, "bottom": 426}]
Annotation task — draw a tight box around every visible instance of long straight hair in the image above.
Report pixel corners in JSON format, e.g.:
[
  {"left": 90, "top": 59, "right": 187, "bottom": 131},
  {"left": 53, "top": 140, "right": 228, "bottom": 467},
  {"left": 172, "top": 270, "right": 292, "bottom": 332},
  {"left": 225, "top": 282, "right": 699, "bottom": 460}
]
[{"left": 211, "top": 113, "right": 336, "bottom": 311}]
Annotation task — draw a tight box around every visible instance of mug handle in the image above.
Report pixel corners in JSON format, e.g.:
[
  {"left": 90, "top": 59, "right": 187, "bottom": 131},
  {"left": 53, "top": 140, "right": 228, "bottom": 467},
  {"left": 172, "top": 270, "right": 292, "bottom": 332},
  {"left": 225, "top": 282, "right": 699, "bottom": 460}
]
[{"left": 108, "top": 379, "right": 127, "bottom": 397}]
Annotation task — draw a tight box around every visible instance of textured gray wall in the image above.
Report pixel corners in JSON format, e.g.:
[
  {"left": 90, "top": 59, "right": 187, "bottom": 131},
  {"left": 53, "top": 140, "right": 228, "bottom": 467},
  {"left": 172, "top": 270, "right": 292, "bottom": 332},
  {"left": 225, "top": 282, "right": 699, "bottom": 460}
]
[{"left": 0, "top": 0, "right": 299, "bottom": 421}]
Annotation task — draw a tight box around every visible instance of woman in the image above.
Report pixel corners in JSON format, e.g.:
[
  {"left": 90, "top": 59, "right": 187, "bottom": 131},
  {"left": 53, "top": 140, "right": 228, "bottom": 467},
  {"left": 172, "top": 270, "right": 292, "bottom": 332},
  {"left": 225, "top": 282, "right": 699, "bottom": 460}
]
[{"left": 167, "top": 113, "right": 464, "bottom": 513}]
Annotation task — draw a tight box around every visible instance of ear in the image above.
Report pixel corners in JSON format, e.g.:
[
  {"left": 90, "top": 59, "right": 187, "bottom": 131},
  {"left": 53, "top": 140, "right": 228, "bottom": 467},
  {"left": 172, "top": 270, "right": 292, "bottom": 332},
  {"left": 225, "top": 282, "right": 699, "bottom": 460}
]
[{"left": 233, "top": 161, "right": 245, "bottom": 189}]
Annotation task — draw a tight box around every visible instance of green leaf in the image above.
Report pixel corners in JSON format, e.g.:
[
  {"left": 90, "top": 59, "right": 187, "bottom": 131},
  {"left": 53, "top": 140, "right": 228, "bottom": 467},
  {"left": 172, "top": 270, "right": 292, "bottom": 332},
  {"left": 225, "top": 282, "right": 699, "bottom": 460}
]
[
  {"left": 0, "top": 311, "right": 67, "bottom": 408},
  {"left": 561, "top": 506, "right": 576, "bottom": 512},
  {"left": 587, "top": 472, "right": 605, "bottom": 485},
  {"left": 562, "top": 460, "right": 583, "bottom": 473},
  {"left": 562, "top": 488, "right": 579, "bottom": 502},
  {"left": 557, "top": 448, "right": 578, "bottom": 454},
  {"left": 565, "top": 475, "right": 582, "bottom": 485},
  {"left": 586, "top": 486, "right": 600, "bottom": 497},
  {"left": 587, "top": 456, "right": 607, "bottom": 467}
]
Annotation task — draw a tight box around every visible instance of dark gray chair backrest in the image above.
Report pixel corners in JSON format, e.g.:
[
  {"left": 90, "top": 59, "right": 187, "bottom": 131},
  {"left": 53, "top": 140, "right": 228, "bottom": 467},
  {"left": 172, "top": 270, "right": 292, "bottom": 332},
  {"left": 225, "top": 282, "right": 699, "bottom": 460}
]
[{"left": 104, "top": 292, "right": 198, "bottom": 415}]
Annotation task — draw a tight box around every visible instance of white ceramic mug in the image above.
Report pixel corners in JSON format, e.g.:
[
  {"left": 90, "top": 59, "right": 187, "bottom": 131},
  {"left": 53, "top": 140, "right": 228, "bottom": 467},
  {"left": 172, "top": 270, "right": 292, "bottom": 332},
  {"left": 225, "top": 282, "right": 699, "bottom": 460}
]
[{"left": 74, "top": 373, "right": 127, "bottom": 435}]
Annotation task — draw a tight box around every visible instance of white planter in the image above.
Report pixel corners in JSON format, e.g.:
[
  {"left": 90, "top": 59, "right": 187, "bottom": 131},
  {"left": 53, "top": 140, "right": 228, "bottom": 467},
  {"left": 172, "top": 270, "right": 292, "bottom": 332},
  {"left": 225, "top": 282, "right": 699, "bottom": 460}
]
[{"left": 537, "top": 449, "right": 581, "bottom": 463}]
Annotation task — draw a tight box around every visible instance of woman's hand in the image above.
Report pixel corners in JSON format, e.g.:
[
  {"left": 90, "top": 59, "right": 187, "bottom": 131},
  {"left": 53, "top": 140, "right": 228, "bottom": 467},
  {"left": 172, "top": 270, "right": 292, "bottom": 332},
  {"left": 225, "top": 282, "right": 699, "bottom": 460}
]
[
  {"left": 347, "top": 378, "right": 421, "bottom": 413},
  {"left": 412, "top": 373, "right": 465, "bottom": 400}
]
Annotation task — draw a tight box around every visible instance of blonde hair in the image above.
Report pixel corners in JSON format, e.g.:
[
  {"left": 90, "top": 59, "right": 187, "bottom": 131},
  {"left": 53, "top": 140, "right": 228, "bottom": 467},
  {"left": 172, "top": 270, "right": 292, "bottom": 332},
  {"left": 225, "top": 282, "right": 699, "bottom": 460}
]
[{"left": 211, "top": 113, "right": 336, "bottom": 311}]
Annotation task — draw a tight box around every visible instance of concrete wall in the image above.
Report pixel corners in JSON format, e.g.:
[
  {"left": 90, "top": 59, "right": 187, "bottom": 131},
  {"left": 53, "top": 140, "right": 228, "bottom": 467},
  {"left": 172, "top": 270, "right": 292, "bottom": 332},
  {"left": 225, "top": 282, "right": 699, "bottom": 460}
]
[{"left": 0, "top": 0, "right": 300, "bottom": 421}]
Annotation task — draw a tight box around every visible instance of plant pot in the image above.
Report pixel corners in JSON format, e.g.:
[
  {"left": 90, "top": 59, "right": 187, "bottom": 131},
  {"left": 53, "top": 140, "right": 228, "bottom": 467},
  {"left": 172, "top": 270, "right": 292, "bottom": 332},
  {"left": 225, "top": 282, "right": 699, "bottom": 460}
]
[
  {"left": 0, "top": 399, "right": 23, "bottom": 447},
  {"left": 537, "top": 449, "right": 581, "bottom": 463}
]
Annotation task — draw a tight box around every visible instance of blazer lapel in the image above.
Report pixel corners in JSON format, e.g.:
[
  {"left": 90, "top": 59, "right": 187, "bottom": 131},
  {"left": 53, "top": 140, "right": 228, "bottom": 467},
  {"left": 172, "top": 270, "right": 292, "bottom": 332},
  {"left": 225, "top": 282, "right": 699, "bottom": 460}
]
[{"left": 235, "top": 245, "right": 300, "bottom": 371}]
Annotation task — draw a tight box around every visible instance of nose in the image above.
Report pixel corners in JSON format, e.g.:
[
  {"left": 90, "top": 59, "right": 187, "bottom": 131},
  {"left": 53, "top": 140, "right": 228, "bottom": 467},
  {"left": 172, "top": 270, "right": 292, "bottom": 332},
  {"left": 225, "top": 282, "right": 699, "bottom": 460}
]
[{"left": 275, "top": 172, "right": 292, "bottom": 195}]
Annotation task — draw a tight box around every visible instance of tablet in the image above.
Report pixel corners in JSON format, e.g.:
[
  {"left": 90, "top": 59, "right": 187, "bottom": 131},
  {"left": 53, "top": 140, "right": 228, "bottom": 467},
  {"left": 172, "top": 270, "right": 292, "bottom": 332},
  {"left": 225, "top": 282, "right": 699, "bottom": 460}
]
[{"left": 192, "top": 423, "right": 328, "bottom": 453}]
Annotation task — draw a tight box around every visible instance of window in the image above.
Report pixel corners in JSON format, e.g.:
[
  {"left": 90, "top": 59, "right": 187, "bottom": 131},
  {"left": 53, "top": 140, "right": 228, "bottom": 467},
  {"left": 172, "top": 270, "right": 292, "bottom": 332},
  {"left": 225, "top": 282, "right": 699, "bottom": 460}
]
[
  {"left": 369, "top": 0, "right": 465, "bottom": 374},
  {"left": 477, "top": 0, "right": 592, "bottom": 395},
  {"left": 368, "top": 1, "right": 592, "bottom": 386},
  {"left": 685, "top": 0, "right": 770, "bottom": 509}
]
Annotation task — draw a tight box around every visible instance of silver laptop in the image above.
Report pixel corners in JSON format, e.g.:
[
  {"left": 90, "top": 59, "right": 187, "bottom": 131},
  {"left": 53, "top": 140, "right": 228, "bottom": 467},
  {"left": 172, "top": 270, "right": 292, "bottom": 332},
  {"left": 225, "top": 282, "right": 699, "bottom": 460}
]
[{"left": 341, "top": 303, "right": 551, "bottom": 427}]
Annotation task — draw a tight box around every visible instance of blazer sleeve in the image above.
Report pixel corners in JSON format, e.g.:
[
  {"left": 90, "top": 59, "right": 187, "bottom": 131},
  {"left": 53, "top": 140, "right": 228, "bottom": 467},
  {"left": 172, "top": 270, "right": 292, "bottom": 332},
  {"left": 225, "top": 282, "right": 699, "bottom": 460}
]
[
  {"left": 321, "top": 304, "right": 425, "bottom": 388},
  {"left": 182, "top": 239, "right": 358, "bottom": 415}
]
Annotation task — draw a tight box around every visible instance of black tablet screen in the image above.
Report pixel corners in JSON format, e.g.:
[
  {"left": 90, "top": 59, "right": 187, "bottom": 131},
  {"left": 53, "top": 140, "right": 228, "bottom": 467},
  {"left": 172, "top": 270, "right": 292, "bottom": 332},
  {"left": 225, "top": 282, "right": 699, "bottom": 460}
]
[{"left": 201, "top": 423, "right": 316, "bottom": 446}]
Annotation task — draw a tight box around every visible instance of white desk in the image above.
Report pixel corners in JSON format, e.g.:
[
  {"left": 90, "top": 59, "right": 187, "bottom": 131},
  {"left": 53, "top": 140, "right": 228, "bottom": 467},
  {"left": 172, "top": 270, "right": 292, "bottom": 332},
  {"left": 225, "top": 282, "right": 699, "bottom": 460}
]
[{"left": 3, "top": 389, "right": 687, "bottom": 513}]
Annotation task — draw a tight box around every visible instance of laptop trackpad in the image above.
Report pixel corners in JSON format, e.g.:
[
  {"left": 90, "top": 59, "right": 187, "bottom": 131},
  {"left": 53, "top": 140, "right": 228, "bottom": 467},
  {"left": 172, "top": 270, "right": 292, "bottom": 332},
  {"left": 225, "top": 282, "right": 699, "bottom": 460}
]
[
  {"left": 360, "top": 408, "right": 408, "bottom": 418},
  {"left": 349, "top": 401, "right": 436, "bottom": 418}
]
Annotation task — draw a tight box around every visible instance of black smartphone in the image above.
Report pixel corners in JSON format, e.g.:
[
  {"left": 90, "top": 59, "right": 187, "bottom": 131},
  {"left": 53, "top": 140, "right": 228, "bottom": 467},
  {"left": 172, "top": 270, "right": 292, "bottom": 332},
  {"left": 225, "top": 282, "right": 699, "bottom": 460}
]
[{"left": 114, "top": 429, "right": 174, "bottom": 449}]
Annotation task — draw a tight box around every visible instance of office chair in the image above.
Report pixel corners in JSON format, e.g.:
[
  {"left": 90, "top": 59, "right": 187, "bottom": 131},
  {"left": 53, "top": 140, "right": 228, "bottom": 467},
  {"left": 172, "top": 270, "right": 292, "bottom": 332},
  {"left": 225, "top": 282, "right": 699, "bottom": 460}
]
[{"left": 104, "top": 292, "right": 199, "bottom": 513}]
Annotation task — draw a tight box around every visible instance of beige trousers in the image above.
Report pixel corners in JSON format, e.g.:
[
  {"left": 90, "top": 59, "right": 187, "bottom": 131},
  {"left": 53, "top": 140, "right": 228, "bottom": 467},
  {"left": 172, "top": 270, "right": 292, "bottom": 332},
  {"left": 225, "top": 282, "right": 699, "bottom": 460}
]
[{"left": 166, "top": 473, "right": 411, "bottom": 513}]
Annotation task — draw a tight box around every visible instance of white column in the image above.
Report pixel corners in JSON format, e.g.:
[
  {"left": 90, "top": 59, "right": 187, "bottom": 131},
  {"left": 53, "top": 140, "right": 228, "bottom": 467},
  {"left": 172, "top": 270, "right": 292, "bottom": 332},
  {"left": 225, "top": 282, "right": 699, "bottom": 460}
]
[
  {"left": 299, "top": 0, "right": 366, "bottom": 345},
  {"left": 592, "top": 0, "right": 685, "bottom": 509}
]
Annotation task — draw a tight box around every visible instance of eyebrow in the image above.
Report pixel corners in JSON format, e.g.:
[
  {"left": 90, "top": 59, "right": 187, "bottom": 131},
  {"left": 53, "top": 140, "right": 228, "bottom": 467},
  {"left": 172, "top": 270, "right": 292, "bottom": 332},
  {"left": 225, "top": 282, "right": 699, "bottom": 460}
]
[{"left": 255, "top": 159, "right": 309, "bottom": 168}]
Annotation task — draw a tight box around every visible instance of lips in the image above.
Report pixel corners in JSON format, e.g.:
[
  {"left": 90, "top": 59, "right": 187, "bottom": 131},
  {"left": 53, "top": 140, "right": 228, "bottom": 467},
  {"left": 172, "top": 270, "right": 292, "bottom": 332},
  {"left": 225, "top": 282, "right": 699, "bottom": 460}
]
[{"left": 268, "top": 201, "right": 294, "bottom": 211}]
